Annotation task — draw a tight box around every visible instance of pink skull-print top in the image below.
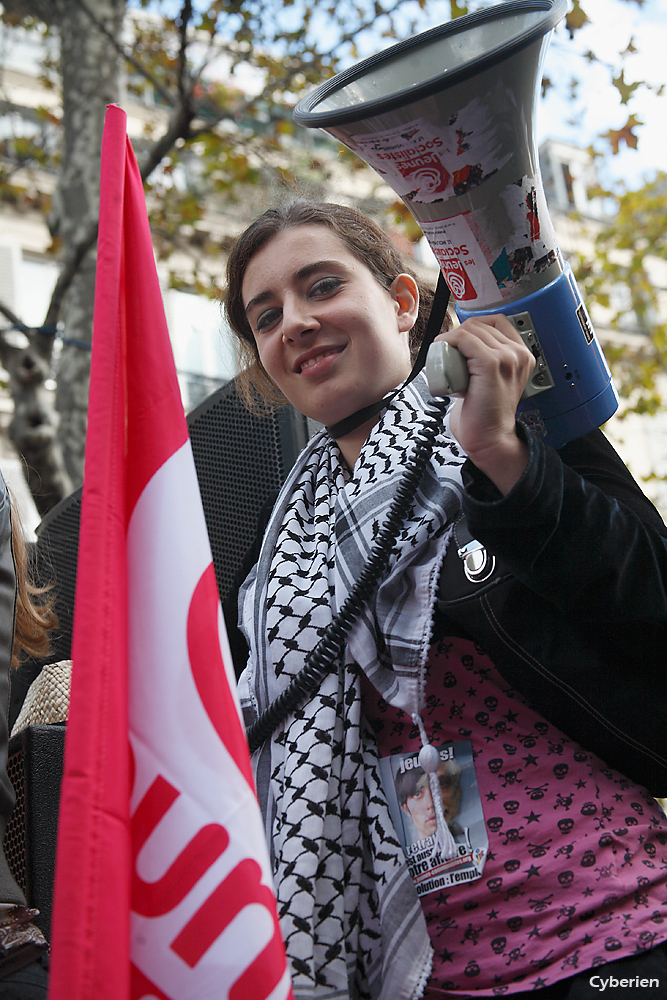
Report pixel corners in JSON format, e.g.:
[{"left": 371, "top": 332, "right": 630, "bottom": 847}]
[{"left": 363, "top": 633, "right": 667, "bottom": 997}]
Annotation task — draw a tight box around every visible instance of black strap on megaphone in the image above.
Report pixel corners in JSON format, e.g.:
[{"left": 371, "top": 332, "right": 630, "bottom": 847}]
[{"left": 326, "top": 271, "right": 451, "bottom": 440}]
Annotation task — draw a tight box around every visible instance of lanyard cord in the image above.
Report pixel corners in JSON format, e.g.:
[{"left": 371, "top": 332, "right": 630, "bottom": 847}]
[{"left": 325, "top": 271, "right": 451, "bottom": 440}]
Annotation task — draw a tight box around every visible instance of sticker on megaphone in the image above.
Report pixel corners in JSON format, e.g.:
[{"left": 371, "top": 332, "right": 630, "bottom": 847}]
[{"left": 425, "top": 312, "right": 555, "bottom": 400}]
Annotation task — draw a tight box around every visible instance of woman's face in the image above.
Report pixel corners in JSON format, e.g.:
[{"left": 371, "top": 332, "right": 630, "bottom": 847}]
[
  {"left": 241, "top": 225, "right": 417, "bottom": 427},
  {"left": 402, "top": 774, "right": 437, "bottom": 839},
  {"left": 401, "top": 765, "right": 462, "bottom": 840}
]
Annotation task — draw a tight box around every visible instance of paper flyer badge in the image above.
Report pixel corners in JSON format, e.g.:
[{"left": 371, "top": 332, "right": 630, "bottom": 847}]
[
  {"left": 421, "top": 176, "right": 561, "bottom": 306},
  {"left": 379, "top": 740, "right": 488, "bottom": 897},
  {"left": 346, "top": 104, "right": 510, "bottom": 207},
  {"left": 420, "top": 214, "right": 500, "bottom": 305},
  {"left": 494, "top": 175, "right": 559, "bottom": 283}
]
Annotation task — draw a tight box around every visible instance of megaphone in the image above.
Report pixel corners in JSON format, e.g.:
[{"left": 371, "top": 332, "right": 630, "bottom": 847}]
[{"left": 294, "top": 0, "right": 618, "bottom": 449}]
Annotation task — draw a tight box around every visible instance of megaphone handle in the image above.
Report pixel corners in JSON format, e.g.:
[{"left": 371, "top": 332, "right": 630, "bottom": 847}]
[
  {"left": 425, "top": 340, "right": 470, "bottom": 397},
  {"left": 425, "top": 313, "right": 555, "bottom": 400}
]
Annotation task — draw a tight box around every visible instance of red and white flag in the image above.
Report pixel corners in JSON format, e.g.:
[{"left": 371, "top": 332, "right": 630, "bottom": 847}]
[{"left": 48, "top": 104, "right": 293, "bottom": 1000}]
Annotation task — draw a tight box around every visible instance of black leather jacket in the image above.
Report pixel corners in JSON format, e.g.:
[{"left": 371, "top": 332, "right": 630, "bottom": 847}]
[
  {"left": 225, "top": 424, "right": 667, "bottom": 795},
  {"left": 437, "top": 424, "right": 667, "bottom": 795}
]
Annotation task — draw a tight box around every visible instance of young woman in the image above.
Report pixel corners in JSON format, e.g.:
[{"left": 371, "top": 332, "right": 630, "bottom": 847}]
[{"left": 224, "top": 200, "right": 667, "bottom": 999}]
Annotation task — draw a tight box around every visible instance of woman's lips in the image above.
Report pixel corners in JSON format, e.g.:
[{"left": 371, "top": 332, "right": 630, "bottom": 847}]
[{"left": 297, "top": 345, "right": 345, "bottom": 377}]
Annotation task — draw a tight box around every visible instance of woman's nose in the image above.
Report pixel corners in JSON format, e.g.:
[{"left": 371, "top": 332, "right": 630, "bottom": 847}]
[{"left": 281, "top": 296, "right": 318, "bottom": 341}]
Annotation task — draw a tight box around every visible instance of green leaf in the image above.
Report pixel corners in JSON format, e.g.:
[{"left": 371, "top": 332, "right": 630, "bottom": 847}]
[
  {"left": 603, "top": 113, "right": 643, "bottom": 153},
  {"left": 565, "top": 0, "right": 591, "bottom": 38},
  {"left": 612, "top": 69, "right": 641, "bottom": 106}
]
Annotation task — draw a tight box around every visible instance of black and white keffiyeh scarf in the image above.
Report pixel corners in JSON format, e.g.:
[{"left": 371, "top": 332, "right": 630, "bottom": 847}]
[{"left": 237, "top": 375, "right": 466, "bottom": 1000}]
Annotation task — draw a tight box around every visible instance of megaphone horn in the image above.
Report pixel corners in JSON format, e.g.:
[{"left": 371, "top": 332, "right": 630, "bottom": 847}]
[{"left": 294, "top": 0, "right": 618, "bottom": 449}]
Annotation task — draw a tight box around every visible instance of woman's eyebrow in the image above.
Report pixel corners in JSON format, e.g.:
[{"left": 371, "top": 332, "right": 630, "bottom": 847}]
[
  {"left": 244, "top": 289, "right": 273, "bottom": 318},
  {"left": 295, "top": 259, "right": 343, "bottom": 281},
  {"left": 244, "top": 260, "right": 344, "bottom": 317}
]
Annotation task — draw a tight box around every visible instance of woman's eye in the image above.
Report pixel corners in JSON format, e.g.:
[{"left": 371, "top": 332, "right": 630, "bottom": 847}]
[
  {"left": 256, "top": 308, "right": 281, "bottom": 332},
  {"left": 310, "top": 276, "right": 341, "bottom": 297}
]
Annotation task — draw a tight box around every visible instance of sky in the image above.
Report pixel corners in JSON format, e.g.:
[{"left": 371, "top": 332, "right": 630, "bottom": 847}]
[{"left": 535, "top": 0, "right": 667, "bottom": 189}]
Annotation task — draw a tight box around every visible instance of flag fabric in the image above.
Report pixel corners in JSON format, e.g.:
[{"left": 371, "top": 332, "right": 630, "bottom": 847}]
[{"left": 48, "top": 104, "right": 293, "bottom": 1000}]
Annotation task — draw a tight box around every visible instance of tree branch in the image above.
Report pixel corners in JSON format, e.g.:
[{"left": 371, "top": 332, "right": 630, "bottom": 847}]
[
  {"left": 139, "top": 101, "right": 196, "bottom": 181},
  {"left": 176, "top": 0, "right": 194, "bottom": 106},
  {"left": 68, "top": 0, "right": 177, "bottom": 107},
  {"left": 32, "top": 7, "right": 200, "bottom": 336},
  {"left": 1, "top": 0, "right": 61, "bottom": 24},
  {"left": 41, "top": 221, "right": 99, "bottom": 347},
  {"left": 0, "top": 299, "right": 29, "bottom": 332},
  {"left": 190, "top": 26, "right": 236, "bottom": 82},
  {"left": 23, "top": 0, "right": 422, "bottom": 347}
]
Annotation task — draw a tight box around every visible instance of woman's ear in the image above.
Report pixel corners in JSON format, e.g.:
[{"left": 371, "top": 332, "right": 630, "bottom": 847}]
[{"left": 391, "top": 273, "right": 420, "bottom": 332}]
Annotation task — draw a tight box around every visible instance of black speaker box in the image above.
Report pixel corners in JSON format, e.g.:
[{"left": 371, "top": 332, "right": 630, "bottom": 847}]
[
  {"left": 186, "top": 379, "right": 308, "bottom": 603},
  {"left": 3, "top": 725, "right": 66, "bottom": 940}
]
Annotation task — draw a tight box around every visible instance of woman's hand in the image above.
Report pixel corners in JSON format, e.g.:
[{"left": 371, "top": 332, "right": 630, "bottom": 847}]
[{"left": 438, "top": 315, "right": 536, "bottom": 495}]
